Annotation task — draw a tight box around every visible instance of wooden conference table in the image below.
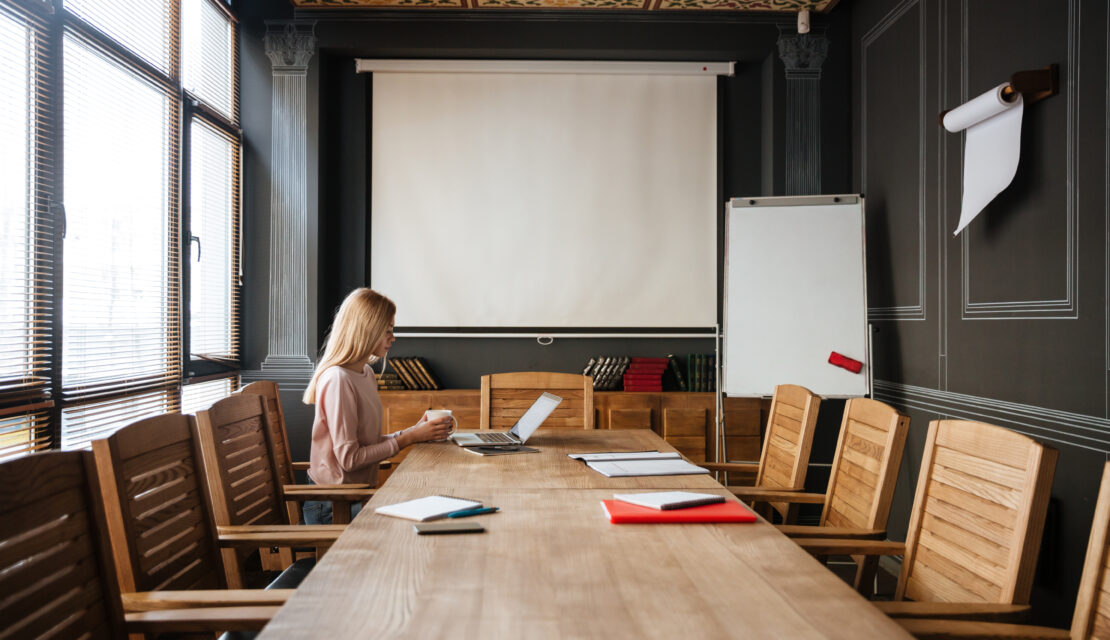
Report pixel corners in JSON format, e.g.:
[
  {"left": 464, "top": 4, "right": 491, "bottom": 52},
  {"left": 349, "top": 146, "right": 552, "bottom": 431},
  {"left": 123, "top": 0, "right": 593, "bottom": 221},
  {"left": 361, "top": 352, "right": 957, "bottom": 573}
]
[{"left": 259, "top": 430, "right": 910, "bottom": 638}]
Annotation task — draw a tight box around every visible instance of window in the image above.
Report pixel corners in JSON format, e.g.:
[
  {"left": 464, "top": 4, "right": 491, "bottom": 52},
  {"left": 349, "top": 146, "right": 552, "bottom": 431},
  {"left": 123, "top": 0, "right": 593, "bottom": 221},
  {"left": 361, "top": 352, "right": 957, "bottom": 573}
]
[
  {"left": 0, "top": 2, "right": 54, "bottom": 460},
  {"left": 181, "top": 376, "right": 237, "bottom": 416},
  {"left": 0, "top": 0, "right": 240, "bottom": 460}
]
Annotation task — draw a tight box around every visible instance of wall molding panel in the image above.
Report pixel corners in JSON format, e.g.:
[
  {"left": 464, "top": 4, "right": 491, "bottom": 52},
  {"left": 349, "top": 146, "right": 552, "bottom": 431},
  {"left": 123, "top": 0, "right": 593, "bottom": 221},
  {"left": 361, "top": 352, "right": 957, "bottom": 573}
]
[
  {"left": 959, "top": 0, "right": 1080, "bottom": 320},
  {"left": 862, "top": 0, "right": 927, "bottom": 321},
  {"left": 874, "top": 380, "right": 1110, "bottom": 454}
]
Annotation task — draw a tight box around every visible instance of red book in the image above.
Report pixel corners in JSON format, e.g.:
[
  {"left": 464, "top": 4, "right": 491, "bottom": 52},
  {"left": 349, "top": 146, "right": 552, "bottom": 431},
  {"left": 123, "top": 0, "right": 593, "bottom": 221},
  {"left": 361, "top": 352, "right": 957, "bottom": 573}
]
[
  {"left": 625, "top": 365, "right": 667, "bottom": 372},
  {"left": 623, "top": 386, "right": 663, "bottom": 392},
  {"left": 630, "top": 357, "right": 670, "bottom": 365},
  {"left": 601, "top": 499, "right": 757, "bottom": 524},
  {"left": 623, "top": 373, "right": 663, "bottom": 380}
]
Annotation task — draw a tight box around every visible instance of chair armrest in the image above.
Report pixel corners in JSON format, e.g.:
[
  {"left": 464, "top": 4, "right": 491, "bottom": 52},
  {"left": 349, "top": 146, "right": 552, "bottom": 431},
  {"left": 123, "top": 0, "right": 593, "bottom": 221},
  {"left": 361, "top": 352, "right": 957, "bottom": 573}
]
[
  {"left": 732, "top": 488, "right": 825, "bottom": 503},
  {"left": 793, "top": 538, "right": 906, "bottom": 556},
  {"left": 896, "top": 618, "right": 1066, "bottom": 639},
  {"left": 216, "top": 524, "right": 345, "bottom": 548},
  {"left": 283, "top": 482, "right": 371, "bottom": 491},
  {"left": 121, "top": 590, "right": 293, "bottom": 612},
  {"left": 702, "top": 462, "right": 759, "bottom": 473},
  {"left": 282, "top": 486, "right": 376, "bottom": 502},
  {"left": 124, "top": 606, "right": 281, "bottom": 634},
  {"left": 776, "top": 525, "right": 885, "bottom": 539},
  {"left": 292, "top": 461, "right": 389, "bottom": 471},
  {"left": 877, "top": 602, "right": 1032, "bottom": 622}
]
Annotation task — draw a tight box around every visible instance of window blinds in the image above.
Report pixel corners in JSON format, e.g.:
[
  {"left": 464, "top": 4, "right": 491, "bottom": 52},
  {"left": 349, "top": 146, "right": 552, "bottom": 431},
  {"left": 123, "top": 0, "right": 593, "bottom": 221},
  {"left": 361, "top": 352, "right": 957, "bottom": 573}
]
[
  {"left": 0, "top": 3, "right": 54, "bottom": 459},
  {"left": 61, "top": 31, "right": 180, "bottom": 408},
  {"left": 189, "top": 119, "right": 240, "bottom": 362}
]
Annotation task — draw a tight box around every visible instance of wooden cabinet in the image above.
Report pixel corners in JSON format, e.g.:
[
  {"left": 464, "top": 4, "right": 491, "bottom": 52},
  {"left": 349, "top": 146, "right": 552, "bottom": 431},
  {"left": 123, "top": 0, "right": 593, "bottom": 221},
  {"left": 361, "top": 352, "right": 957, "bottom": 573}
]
[{"left": 377, "top": 389, "right": 766, "bottom": 466}]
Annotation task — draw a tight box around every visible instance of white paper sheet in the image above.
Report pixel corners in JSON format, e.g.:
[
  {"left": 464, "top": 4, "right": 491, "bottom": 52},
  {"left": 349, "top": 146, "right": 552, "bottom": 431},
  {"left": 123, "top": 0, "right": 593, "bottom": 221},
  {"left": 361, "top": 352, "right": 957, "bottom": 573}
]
[{"left": 943, "top": 83, "right": 1024, "bottom": 235}]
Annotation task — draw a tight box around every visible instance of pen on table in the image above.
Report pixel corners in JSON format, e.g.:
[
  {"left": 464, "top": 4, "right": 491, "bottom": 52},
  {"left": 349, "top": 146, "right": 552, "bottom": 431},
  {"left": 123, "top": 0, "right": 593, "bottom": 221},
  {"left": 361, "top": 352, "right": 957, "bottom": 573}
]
[{"left": 447, "top": 507, "right": 499, "bottom": 518}]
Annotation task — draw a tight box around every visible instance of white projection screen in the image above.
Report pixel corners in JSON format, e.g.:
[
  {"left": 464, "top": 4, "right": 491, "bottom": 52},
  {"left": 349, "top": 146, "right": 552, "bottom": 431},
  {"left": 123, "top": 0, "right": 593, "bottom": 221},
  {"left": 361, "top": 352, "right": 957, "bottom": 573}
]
[{"left": 368, "top": 66, "right": 719, "bottom": 328}]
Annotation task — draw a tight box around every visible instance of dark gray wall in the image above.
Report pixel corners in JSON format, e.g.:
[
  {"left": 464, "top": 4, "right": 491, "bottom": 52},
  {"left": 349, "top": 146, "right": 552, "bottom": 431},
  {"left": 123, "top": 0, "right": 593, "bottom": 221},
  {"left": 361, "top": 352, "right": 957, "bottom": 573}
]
[
  {"left": 854, "top": 0, "right": 1110, "bottom": 625},
  {"left": 238, "top": 4, "right": 853, "bottom": 389}
]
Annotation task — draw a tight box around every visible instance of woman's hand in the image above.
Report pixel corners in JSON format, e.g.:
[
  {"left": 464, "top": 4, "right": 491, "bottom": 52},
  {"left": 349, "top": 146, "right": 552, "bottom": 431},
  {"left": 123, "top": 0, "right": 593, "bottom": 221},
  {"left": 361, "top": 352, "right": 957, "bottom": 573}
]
[{"left": 397, "top": 415, "right": 454, "bottom": 448}]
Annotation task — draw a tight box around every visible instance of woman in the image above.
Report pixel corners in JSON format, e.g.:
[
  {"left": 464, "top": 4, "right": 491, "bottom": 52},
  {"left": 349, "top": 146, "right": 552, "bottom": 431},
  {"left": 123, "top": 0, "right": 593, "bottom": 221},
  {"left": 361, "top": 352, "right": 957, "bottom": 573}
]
[{"left": 301, "top": 288, "right": 453, "bottom": 524}]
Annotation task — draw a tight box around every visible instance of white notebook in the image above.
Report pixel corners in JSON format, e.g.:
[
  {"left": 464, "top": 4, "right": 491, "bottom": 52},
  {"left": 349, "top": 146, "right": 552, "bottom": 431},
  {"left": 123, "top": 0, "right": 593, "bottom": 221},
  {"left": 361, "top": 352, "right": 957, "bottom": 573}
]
[
  {"left": 374, "top": 495, "right": 482, "bottom": 522},
  {"left": 567, "top": 451, "right": 681, "bottom": 462},
  {"left": 585, "top": 459, "right": 709, "bottom": 478},
  {"left": 613, "top": 491, "right": 726, "bottom": 510}
]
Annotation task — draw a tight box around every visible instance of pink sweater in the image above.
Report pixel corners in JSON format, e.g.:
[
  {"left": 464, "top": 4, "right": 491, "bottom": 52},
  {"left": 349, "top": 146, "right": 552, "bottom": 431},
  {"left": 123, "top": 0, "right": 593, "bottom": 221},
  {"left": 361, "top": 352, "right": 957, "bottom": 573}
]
[{"left": 308, "top": 364, "right": 405, "bottom": 486}]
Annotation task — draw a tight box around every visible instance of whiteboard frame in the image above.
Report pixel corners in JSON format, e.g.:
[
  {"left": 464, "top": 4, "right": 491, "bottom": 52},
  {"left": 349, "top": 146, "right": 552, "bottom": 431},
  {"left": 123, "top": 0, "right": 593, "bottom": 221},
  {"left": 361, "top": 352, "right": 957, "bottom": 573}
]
[{"left": 722, "top": 195, "right": 870, "bottom": 399}]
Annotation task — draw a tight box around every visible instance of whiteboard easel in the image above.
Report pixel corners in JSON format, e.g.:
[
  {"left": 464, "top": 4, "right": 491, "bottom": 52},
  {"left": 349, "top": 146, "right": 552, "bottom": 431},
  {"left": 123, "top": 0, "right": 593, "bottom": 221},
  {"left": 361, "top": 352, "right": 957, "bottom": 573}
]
[{"left": 722, "top": 195, "right": 870, "bottom": 400}]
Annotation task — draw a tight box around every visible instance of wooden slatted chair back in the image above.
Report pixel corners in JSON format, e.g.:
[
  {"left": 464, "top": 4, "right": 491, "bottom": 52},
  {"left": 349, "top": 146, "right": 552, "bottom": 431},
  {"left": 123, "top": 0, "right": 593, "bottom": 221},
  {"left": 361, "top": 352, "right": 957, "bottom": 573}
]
[
  {"left": 897, "top": 419, "right": 1057, "bottom": 605},
  {"left": 238, "top": 380, "right": 300, "bottom": 525},
  {"left": 480, "top": 372, "right": 594, "bottom": 430},
  {"left": 0, "top": 451, "right": 125, "bottom": 638},
  {"left": 195, "top": 394, "right": 286, "bottom": 529},
  {"left": 753, "top": 384, "right": 821, "bottom": 519},
  {"left": 91, "top": 413, "right": 225, "bottom": 593},
  {"left": 195, "top": 393, "right": 289, "bottom": 587},
  {"left": 820, "top": 397, "right": 910, "bottom": 531},
  {"left": 1067, "top": 461, "right": 1110, "bottom": 639}
]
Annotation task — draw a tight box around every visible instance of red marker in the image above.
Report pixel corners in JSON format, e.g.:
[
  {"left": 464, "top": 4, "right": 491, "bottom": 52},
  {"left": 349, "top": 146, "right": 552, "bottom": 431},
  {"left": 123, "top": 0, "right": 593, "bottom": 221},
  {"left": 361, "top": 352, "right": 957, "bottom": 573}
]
[{"left": 828, "top": 352, "right": 863, "bottom": 374}]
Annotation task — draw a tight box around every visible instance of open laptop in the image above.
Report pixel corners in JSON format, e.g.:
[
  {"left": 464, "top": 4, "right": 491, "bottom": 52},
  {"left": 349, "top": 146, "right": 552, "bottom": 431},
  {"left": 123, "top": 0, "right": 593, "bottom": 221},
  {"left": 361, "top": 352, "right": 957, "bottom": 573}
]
[{"left": 451, "top": 392, "right": 563, "bottom": 447}]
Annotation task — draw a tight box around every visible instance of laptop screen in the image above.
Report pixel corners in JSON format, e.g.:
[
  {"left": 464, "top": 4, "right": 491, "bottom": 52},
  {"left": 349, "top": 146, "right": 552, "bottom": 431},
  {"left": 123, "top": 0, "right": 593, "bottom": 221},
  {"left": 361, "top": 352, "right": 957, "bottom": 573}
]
[{"left": 508, "top": 392, "right": 563, "bottom": 442}]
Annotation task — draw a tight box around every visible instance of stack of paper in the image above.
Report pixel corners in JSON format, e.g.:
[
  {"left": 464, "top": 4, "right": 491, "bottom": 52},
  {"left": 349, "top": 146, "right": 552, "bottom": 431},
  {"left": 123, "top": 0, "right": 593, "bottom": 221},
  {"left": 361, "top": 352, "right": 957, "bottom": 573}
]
[
  {"left": 567, "top": 451, "right": 681, "bottom": 462},
  {"left": 374, "top": 495, "right": 482, "bottom": 522},
  {"left": 585, "top": 458, "right": 708, "bottom": 478},
  {"left": 613, "top": 491, "right": 726, "bottom": 510}
]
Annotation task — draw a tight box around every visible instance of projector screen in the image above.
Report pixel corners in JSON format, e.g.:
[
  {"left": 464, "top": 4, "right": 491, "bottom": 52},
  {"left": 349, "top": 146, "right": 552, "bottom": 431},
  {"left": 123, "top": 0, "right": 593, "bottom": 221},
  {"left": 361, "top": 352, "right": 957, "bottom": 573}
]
[{"left": 369, "top": 69, "right": 718, "bottom": 328}]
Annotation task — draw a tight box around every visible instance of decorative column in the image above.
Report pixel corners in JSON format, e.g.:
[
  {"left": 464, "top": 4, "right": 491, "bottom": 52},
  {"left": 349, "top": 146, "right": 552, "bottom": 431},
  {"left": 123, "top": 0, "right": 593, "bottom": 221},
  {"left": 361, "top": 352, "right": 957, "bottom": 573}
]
[
  {"left": 260, "top": 21, "right": 316, "bottom": 378},
  {"left": 777, "top": 29, "right": 829, "bottom": 196}
]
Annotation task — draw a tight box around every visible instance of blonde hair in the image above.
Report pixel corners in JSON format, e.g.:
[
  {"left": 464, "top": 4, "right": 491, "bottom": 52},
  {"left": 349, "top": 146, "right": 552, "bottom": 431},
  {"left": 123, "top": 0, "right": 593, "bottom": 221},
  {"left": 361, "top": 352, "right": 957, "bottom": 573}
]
[{"left": 303, "top": 288, "right": 396, "bottom": 404}]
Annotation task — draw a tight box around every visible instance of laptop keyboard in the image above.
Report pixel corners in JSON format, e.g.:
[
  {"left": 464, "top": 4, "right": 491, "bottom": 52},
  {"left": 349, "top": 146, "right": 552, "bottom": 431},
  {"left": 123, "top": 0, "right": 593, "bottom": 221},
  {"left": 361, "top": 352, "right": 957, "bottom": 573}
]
[{"left": 475, "top": 432, "right": 517, "bottom": 444}]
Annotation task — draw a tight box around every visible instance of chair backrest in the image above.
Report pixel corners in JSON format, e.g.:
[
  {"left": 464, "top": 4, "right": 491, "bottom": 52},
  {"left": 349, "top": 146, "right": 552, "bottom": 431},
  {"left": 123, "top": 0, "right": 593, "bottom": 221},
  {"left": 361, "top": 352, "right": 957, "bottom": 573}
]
[
  {"left": 238, "top": 380, "right": 294, "bottom": 487},
  {"left": 480, "top": 372, "right": 594, "bottom": 430},
  {"left": 238, "top": 380, "right": 300, "bottom": 525},
  {"left": 91, "top": 413, "right": 226, "bottom": 593},
  {"left": 0, "top": 450, "right": 125, "bottom": 638},
  {"left": 897, "top": 419, "right": 1057, "bottom": 605},
  {"left": 195, "top": 394, "right": 288, "bottom": 529},
  {"left": 754, "top": 384, "right": 820, "bottom": 489},
  {"left": 1068, "top": 461, "right": 1110, "bottom": 638},
  {"left": 819, "top": 397, "right": 910, "bottom": 531}
]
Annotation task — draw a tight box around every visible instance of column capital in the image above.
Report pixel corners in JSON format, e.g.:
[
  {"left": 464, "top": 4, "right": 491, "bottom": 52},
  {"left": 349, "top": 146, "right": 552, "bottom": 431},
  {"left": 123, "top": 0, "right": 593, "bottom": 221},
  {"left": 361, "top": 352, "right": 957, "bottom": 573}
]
[
  {"left": 264, "top": 21, "right": 317, "bottom": 71},
  {"left": 777, "top": 31, "right": 829, "bottom": 79}
]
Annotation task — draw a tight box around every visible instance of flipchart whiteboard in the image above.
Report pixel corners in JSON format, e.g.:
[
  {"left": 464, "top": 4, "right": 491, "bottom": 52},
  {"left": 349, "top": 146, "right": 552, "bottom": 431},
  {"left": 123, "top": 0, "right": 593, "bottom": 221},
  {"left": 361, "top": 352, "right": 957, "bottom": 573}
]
[{"left": 723, "top": 195, "right": 870, "bottom": 398}]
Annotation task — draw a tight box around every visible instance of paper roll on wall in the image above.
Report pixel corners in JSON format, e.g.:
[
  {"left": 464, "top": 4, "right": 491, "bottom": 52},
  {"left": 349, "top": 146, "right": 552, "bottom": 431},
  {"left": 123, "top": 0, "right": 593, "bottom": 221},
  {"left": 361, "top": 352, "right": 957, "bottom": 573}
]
[{"left": 943, "top": 83, "right": 1024, "bottom": 235}]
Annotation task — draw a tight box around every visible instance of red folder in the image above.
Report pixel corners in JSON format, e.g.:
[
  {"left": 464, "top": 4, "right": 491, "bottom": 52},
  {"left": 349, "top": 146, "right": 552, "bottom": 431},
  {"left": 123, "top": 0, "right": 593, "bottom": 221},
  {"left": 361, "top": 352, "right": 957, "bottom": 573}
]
[{"left": 601, "top": 499, "right": 757, "bottom": 524}]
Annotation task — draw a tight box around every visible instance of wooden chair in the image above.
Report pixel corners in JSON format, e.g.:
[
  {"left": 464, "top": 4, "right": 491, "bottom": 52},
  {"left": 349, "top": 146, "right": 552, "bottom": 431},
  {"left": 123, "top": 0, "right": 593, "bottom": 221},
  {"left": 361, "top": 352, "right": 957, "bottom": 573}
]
[
  {"left": 795, "top": 419, "right": 1058, "bottom": 622},
  {"left": 726, "top": 397, "right": 910, "bottom": 594},
  {"left": 90, "top": 413, "right": 343, "bottom": 602},
  {"left": 0, "top": 450, "right": 277, "bottom": 636},
  {"left": 701, "top": 383, "right": 821, "bottom": 521},
  {"left": 898, "top": 461, "right": 1110, "bottom": 639},
  {"left": 481, "top": 372, "right": 594, "bottom": 430},
  {"left": 194, "top": 394, "right": 371, "bottom": 586}
]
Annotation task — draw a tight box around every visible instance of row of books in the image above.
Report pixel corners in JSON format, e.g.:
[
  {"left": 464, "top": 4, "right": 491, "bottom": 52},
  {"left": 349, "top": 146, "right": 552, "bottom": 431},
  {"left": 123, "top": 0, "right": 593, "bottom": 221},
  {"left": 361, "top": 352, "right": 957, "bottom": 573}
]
[
  {"left": 685, "top": 354, "right": 716, "bottom": 393},
  {"left": 581, "top": 354, "right": 715, "bottom": 392},
  {"left": 376, "top": 356, "right": 442, "bottom": 390},
  {"left": 583, "top": 356, "right": 630, "bottom": 390}
]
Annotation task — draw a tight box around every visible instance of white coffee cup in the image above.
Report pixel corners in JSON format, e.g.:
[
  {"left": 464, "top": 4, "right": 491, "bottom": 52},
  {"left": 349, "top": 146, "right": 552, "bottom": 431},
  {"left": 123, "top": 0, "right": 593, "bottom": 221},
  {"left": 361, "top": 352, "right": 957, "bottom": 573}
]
[{"left": 424, "top": 409, "right": 458, "bottom": 438}]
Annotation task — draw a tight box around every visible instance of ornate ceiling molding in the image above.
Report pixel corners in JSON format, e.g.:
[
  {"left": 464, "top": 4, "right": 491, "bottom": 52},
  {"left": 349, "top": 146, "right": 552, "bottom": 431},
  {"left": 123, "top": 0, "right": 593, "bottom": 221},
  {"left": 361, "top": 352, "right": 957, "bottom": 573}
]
[{"left": 291, "top": 0, "right": 837, "bottom": 11}]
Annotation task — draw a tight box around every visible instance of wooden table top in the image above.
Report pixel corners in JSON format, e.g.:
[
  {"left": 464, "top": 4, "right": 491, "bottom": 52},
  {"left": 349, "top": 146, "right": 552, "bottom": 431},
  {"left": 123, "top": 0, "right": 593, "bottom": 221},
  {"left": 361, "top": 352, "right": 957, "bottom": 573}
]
[
  {"left": 385, "top": 429, "right": 724, "bottom": 490},
  {"left": 259, "top": 430, "right": 910, "bottom": 639}
]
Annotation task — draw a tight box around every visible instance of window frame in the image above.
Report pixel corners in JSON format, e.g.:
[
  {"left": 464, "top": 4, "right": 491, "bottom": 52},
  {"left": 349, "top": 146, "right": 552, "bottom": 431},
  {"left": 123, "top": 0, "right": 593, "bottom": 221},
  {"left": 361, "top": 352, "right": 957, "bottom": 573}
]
[{"left": 0, "top": 0, "right": 242, "bottom": 459}]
